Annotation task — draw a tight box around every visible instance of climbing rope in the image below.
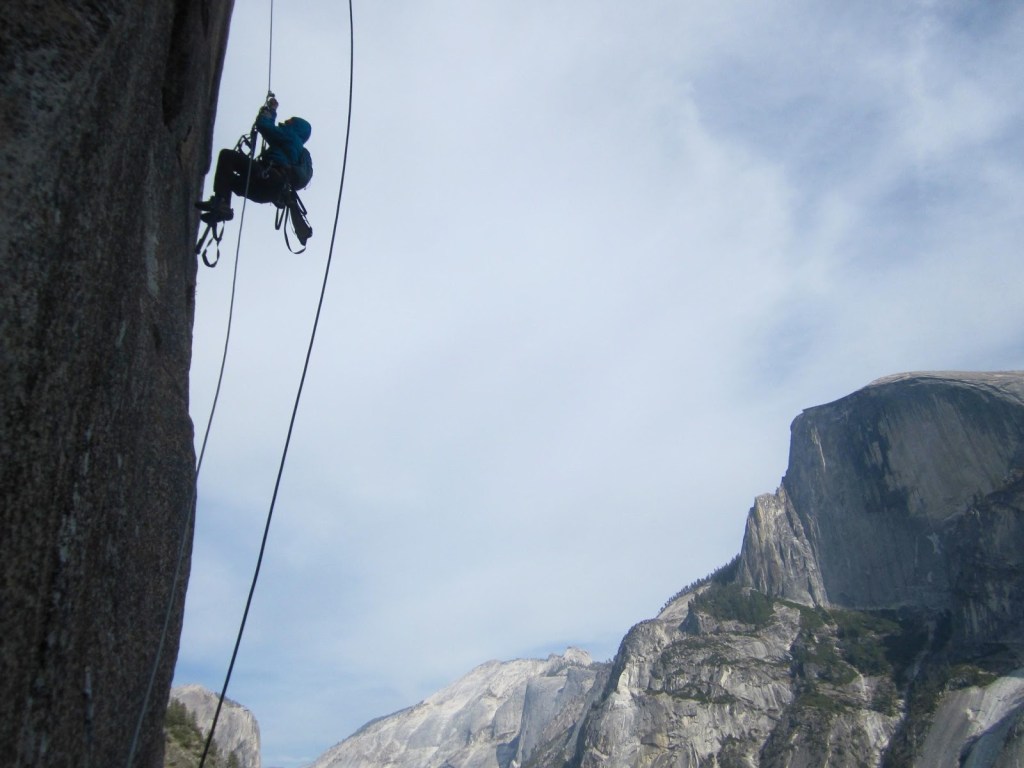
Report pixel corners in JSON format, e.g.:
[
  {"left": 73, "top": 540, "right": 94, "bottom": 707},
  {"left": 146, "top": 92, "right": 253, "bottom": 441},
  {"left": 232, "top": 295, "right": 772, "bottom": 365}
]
[
  {"left": 197, "top": 0, "right": 355, "bottom": 764},
  {"left": 268, "top": 0, "right": 275, "bottom": 94},
  {"left": 125, "top": 125, "right": 262, "bottom": 768},
  {"left": 123, "top": 4, "right": 275, "bottom": 765}
]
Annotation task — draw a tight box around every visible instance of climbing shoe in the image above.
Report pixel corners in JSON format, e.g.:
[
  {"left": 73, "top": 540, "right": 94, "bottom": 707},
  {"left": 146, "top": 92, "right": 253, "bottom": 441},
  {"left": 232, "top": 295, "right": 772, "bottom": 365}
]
[
  {"left": 200, "top": 207, "right": 234, "bottom": 225},
  {"left": 195, "top": 197, "right": 234, "bottom": 222}
]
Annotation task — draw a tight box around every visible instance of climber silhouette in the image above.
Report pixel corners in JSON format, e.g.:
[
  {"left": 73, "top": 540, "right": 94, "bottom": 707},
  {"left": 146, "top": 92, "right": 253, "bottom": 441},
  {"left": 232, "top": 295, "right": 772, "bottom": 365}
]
[{"left": 196, "top": 96, "right": 312, "bottom": 225}]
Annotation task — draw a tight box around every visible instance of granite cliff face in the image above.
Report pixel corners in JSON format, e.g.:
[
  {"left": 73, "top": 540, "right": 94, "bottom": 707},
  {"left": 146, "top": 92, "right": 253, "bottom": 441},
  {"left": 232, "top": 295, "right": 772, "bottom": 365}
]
[
  {"left": 169, "top": 685, "right": 262, "bottom": 768},
  {"left": 312, "top": 649, "right": 606, "bottom": 768},
  {"left": 307, "top": 372, "right": 1024, "bottom": 768},
  {"left": 0, "top": 2, "right": 233, "bottom": 766},
  {"left": 569, "top": 592, "right": 906, "bottom": 767},
  {"left": 567, "top": 371, "right": 1024, "bottom": 768},
  {"left": 737, "top": 372, "right": 1024, "bottom": 647}
]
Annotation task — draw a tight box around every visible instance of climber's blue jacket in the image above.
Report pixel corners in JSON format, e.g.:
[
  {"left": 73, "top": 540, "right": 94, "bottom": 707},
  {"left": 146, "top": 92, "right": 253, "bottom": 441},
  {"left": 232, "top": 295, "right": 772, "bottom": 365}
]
[{"left": 256, "top": 108, "right": 312, "bottom": 169}]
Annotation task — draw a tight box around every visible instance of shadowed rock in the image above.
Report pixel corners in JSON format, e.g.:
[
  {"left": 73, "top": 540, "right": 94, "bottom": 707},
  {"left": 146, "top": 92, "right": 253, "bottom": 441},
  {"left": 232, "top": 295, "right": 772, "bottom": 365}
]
[
  {"left": 739, "top": 372, "right": 1024, "bottom": 648},
  {"left": 0, "top": 2, "right": 234, "bottom": 765}
]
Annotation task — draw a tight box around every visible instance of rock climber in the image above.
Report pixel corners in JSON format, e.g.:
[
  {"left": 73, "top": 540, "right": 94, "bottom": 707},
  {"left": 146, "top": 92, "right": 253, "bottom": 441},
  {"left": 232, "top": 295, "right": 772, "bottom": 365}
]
[{"left": 195, "top": 95, "right": 312, "bottom": 225}]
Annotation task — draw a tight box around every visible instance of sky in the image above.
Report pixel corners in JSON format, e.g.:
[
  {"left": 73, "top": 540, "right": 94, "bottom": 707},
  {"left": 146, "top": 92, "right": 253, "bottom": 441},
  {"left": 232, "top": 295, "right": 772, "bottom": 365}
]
[{"left": 174, "top": 2, "right": 1024, "bottom": 766}]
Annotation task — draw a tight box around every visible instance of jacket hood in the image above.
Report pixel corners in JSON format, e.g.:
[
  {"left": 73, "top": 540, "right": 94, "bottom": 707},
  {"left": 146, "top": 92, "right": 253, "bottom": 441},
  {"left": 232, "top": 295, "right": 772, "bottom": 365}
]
[{"left": 289, "top": 117, "right": 312, "bottom": 144}]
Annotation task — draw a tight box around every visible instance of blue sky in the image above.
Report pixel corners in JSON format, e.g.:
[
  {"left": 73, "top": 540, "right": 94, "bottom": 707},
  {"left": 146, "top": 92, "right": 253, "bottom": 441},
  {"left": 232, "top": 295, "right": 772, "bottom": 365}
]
[{"left": 175, "top": 2, "right": 1024, "bottom": 766}]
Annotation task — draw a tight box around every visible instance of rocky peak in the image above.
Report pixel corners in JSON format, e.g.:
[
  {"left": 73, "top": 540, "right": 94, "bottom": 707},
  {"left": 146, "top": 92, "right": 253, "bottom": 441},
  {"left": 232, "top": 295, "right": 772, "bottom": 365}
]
[
  {"left": 170, "top": 685, "right": 262, "bottom": 768},
  {"left": 565, "top": 370, "right": 1024, "bottom": 768},
  {"left": 738, "top": 371, "right": 1024, "bottom": 621},
  {"left": 305, "top": 371, "right": 1024, "bottom": 768},
  {"left": 311, "top": 648, "right": 607, "bottom": 768}
]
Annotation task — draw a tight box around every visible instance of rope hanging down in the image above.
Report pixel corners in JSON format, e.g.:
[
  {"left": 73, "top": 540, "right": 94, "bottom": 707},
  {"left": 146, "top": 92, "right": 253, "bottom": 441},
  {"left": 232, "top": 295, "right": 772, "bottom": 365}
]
[
  {"left": 198, "top": 0, "right": 356, "bottom": 764},
  {"left": 125, "top": 66, "right": 266, "bottom": 768},
  {"left": 124, "top": 1, "right": 277, "bottom": 764},
  {"left": 268, "top": 0, "right": 274, "bottom": 94}
]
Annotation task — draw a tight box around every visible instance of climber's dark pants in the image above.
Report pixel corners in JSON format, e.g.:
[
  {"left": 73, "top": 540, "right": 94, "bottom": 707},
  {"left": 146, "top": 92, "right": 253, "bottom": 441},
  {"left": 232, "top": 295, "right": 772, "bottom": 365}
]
[{"left": 213, "top": 149, "right": 286, "bottom": 205}]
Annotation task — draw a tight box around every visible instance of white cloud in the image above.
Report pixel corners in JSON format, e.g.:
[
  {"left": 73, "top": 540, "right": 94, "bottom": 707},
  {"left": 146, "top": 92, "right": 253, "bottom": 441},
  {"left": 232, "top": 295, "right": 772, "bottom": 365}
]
[{"left": 177, "top": 2, "right": 1024, "bottom": 766}]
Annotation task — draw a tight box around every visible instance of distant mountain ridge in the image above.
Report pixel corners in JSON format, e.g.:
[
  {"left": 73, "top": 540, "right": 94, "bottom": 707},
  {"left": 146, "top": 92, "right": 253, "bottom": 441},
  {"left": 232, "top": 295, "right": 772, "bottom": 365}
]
[
  {"left": 312, "top": 648, "right": 606, "bottom": 768},
  {"left": 310, "top": 371, "right": 1024, "bottom": 768},
  {"left": 167, "top": 685, "right": 262, "bottom": 768}
]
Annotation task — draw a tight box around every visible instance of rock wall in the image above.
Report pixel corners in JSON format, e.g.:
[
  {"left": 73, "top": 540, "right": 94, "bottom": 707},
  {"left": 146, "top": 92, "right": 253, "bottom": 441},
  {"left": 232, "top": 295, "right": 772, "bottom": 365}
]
[
  {"left": 170, "top": 685, "right": 262, "bottom": 768},
  {"left": 739, "top": 371, "right": 1024, "bottom": 616},
  {"left": 915, "top": 675, "right": 1024, "bottom": 767},
  {"left": 562, "top": 371, "right": 1024, "bottom": 768},
  {"left": 312, "top": 649, "right": 606, "bottom": 768},
  {"left": 568, "top": 596, "right": 903, "bottom": 768},
  {"left": 736, "top": 487, "right": 828, "bottom": 606},
  {"left": 297, "top": 372, "right": 1024, "bottom": 768},
  {"left": 0, "top": 2, "right": 233, "bottom": 766}
]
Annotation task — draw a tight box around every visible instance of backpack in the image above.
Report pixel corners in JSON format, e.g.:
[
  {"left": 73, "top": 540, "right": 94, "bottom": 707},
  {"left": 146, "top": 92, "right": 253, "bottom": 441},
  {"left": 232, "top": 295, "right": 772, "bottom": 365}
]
[{"left": 288, "top": 148, "right": 313, "bottom": 191}]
